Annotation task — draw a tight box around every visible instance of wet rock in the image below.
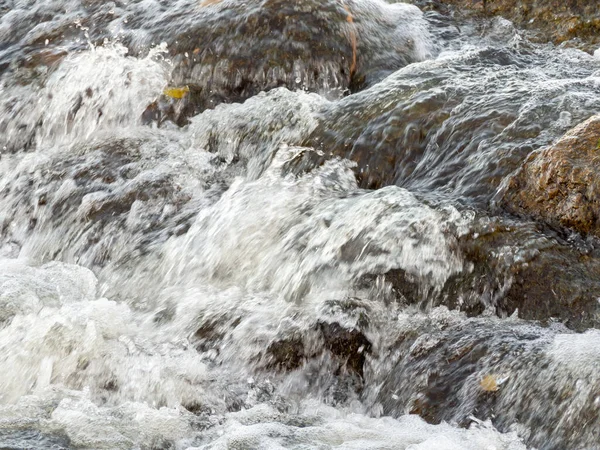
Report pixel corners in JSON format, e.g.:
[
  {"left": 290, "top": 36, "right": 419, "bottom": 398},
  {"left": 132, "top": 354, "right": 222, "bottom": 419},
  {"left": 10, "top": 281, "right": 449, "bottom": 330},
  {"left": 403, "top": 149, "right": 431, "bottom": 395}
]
[
  {"left": 0, "top": 430, "right": 71, "bottom": 450},
  {"left": 372, "top": 315, "right": 600, "bottom": 449},
  {"left": 284, "top": 46, "right": 600, "bottom": 203},
  {"left": 167, "top": 0, "right": 353, "bottom": 94},
  {"left": 318, "top": 321, "right": 372, "bottom": 377},
  {"left": 0, "top": 135, "right": 196, "bottom": 267},
  {"left": 500, "top": 114, "right": 600, "bottom": 238},
  {"left": 6, "top": 46, "right": 69, "bottom": 86},
  {"left": 147, "top": 437, "right": 177, "bottom": 450},
  {"left": 191, "top": 320, "right": 225, "bottom": 354},
  {"left": 191, "top": 315, "right": 241, "bottom": 354},
  {"left": 499, "top": 249, "right": 600, "bottom": 330},
  {"left": 459, "top": 220, "right": 600, "bottom": 331},
  {"left": 285, "top": 72, "right": 488, "bottom": 194},
  {"left": 261, "top": 319, "right": 372, "bottom": 378},
  {"left": 147, "top": 0, "right": 430, "bottom": 124},
  {"left": 376, "top": 320, "right": 522, "bottom": 425},
  {"left": 265, "top": 334, "right": 306, "bottom": 372},
  {"left": 422, "top": 0, "right": 600, "bottom": 51},
  {"left": 370, "top": 216, "right": 600, "bottom": 330}
]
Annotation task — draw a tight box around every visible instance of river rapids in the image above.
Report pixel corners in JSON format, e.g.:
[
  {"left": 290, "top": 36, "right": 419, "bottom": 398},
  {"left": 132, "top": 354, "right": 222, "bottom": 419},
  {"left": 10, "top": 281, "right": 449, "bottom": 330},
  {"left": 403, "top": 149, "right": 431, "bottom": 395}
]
[{"left": 0, "top": 0, "right": 599, "bottom": 449}]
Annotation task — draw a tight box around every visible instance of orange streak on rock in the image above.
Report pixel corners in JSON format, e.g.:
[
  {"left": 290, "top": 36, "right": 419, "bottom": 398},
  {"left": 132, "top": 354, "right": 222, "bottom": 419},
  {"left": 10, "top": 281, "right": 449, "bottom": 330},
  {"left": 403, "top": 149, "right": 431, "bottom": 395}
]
[{"left": 341, "top": 2, "right": 357, "bottom": 78}]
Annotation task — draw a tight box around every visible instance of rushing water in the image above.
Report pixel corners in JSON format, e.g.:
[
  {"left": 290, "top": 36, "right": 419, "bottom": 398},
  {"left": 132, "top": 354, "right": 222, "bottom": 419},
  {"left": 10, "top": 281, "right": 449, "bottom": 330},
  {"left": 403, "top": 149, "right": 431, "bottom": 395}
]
[{"left": 0, "top": 0, "right": 600, "bottom": 449}]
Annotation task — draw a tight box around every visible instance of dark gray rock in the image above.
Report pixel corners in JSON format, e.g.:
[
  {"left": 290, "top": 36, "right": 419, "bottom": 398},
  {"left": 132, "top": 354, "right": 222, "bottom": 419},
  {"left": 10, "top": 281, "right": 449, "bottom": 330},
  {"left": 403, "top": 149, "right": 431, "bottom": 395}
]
[{"left": 146, "top": 0, "right": 430, "bottom": 124}]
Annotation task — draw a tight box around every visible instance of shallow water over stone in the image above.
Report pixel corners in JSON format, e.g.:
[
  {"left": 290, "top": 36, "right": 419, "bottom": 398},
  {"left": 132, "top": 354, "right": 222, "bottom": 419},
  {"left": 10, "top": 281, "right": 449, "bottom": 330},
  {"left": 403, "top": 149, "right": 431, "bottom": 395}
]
[{"left": 0, "top": 1, "right": 599, "bottom": 449}]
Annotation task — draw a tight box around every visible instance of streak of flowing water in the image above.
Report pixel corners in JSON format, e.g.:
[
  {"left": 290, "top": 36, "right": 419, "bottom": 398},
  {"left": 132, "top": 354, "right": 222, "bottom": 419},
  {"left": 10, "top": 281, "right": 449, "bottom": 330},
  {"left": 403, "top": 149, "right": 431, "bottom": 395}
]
[{"left": 0, "top": 0, "right": 599, "bottom": 449}]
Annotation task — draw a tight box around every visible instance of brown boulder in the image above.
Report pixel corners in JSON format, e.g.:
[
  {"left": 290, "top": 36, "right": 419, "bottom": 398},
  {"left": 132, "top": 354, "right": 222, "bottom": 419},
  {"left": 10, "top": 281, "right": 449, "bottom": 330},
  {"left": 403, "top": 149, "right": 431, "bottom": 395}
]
[{"left": 500, "top": 114, "right": 600, "bottom": 237}]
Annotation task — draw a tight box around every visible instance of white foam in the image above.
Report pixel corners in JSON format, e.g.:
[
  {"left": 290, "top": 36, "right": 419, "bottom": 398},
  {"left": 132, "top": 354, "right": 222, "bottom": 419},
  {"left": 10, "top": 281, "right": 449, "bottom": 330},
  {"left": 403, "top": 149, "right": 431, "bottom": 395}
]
[
  {"left": 189, "top": 402, "right": 525, "bottom": 450},
  {"left": 549, "top": 329, "right": 600, "bottom": 370},
  {"left": 164, "top": 147, "right": 468, "bottom": 302},
  {"left": 0, "top": 260, "right": 214, "bottom": 409},
  {"left": 1, "top": 43, "right": 168, "bottom": 151}
]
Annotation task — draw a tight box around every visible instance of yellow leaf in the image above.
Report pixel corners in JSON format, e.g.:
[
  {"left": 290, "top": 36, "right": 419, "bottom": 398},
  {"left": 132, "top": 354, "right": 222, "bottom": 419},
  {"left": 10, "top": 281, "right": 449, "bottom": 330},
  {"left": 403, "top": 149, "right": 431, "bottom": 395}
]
[
  {"left": 480, "top": 375, "right": 499, "bottom": 392},
  {"left": 163, "top": 86, "right": 190, "bottom": 99}
]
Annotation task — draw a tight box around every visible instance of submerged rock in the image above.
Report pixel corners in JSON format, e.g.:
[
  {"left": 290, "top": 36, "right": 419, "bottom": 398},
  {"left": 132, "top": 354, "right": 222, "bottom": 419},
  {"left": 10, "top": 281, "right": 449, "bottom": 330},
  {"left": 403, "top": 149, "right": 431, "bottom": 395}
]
[
  {"left": 265, "top": 334, "right": 307, "bottom": 372},
  {"left": 499, "top": 114, "right": 600, "bottom": 239},
  {"left": 319, "top": 321, "right": 372, "bottom": 377},
  {"left": 145, "top": 0, "right": 431, "bottom": 124},
  {"left": 0, "top": 134, "right": 198, "bottom": 268},
  {"left": 257, "top": 299, "right": 373, "bottom": 385}
]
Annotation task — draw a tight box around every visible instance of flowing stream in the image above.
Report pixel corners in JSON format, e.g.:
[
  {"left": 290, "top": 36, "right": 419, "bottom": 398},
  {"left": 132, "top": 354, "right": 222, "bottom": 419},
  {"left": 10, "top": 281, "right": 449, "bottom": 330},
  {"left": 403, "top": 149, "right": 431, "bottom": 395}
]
[{"left": 0, "top": 0, "right": 600, "bottom": 448}]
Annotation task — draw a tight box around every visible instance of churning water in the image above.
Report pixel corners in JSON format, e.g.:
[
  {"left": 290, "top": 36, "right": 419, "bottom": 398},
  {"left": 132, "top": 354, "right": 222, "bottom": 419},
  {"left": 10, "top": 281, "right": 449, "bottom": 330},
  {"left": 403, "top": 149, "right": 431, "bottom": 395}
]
[{"left": 0, "top": 0, "right": 599, "bottom": 448}]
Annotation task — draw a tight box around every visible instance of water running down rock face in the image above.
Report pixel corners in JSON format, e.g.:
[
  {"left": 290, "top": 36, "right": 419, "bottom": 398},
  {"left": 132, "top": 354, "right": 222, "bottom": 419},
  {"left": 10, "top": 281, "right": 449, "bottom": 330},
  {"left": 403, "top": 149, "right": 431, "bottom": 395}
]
[
  {"left": 0, "top": 0, "right": 599, "bottom": 449},
  {"left": 419, "top": 0, "right": 600, "bottom": 52}
]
